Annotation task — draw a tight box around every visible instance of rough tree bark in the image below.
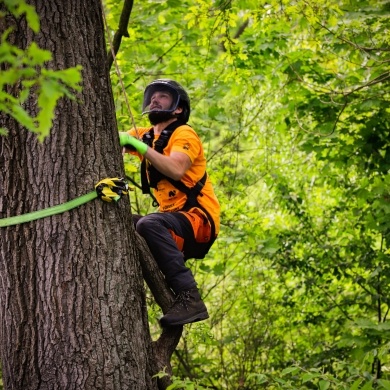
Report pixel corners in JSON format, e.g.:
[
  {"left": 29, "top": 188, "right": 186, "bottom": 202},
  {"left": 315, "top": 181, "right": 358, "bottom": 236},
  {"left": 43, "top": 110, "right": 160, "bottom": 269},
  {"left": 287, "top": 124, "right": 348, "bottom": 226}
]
[{"left": 0, "top": 0, "right": 170, "bottom": 388}]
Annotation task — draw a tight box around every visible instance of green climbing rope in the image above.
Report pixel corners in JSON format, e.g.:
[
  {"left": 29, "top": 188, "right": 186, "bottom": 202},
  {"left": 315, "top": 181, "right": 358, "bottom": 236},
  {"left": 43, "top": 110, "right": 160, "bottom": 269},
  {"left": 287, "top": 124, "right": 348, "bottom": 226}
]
[
  {"left": 0, "top": 191, "right": 97, "bottom": 228},
  {"left": 0, "top": 177, "right": 129, "bottom": 228}
]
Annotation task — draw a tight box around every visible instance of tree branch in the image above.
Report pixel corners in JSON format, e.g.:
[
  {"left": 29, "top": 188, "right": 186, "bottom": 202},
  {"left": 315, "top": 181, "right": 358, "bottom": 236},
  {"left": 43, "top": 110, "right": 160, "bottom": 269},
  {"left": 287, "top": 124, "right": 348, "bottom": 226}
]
[
  {"left": 220, "top": 19, "right": 249, "bottom": 52},
  {"left": 135, "top": 233, "right": 183, "bottom": 390},
  {"left": 107, "top": 0, "right": 134, "bottom": 69},
  {"left": 234, "top": 19, "right": 249, "bottom": 40},
  {"left": 318, "top": 21, "right": 390, "bottom": 53}
]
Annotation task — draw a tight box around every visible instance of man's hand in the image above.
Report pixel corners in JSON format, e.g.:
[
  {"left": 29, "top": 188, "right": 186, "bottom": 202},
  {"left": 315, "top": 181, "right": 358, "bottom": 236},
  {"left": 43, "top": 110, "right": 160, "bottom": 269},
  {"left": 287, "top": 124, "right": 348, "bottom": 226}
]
[{"left": 119, "top": 132, "right": 148, "bottom": 155}]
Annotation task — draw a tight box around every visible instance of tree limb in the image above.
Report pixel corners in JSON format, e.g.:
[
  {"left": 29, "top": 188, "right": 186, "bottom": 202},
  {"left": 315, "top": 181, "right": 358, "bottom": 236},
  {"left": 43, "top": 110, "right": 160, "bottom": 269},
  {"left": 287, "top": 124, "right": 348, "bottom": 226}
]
[
  {"left": 318, "top": 21, "right": 390, "bottom": 53},
  {"left": 135, "top": 233, "right": 183, "bottom": 390},
  {"left": 220, "top": 19, "right": 249, "bottom": 52},
  {"left": 107, "top": 0, "right": 134, "bottom": 69}
]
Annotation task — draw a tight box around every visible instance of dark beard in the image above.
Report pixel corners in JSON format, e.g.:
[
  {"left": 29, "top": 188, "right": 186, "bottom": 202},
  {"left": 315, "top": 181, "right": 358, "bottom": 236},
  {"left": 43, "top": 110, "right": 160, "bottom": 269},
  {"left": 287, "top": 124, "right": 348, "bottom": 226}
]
[{"left": 148, "top": 111, "right": 176, "bottom": 125}]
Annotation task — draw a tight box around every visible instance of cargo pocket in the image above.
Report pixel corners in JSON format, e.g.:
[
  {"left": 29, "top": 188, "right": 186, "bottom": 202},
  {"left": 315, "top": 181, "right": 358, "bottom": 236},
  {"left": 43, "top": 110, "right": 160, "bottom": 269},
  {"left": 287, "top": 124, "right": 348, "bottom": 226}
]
[{"left": 181, "top": 207, "right": 211, "bottom": 244}]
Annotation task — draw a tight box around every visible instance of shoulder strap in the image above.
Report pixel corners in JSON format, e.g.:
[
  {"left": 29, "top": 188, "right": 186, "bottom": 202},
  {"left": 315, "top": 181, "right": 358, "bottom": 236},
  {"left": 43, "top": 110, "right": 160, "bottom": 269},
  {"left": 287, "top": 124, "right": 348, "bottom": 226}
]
[
  {"left": 140, "top": 121, "right": 187, "bottom": 193},
  {"left": 141, "top": 127, "right": 154, "bottom": 194}
]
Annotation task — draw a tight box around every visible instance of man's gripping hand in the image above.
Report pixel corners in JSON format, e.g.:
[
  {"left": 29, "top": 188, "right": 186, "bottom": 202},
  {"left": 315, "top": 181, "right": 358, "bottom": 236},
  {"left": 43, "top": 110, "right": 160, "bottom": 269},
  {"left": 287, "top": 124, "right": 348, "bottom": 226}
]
[{"left": 119, "top": 132, "right": 148, "bottom": 155}]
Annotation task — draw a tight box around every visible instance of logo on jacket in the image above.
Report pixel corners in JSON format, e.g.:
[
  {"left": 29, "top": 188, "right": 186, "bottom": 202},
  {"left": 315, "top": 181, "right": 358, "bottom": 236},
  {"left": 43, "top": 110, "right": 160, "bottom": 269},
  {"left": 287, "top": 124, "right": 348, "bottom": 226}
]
[
  {"left": 168, "top": 190, "right": 176, "bottom": 197},
  {"left": 183, "top": 143, "right": 190, "bottom": 150}
]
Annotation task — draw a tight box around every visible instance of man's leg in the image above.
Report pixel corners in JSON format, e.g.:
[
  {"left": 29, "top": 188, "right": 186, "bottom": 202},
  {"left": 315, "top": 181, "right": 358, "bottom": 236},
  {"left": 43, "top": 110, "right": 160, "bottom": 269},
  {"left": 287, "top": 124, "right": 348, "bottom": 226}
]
[{"left": 135, "top": 212, "right": 208, "bottom": 326}]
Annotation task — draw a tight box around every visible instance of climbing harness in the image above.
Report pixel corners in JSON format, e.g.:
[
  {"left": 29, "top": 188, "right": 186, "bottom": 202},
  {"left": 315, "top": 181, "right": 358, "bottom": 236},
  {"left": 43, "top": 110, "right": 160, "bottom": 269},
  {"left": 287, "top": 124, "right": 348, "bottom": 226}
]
[
  {"left": 0, "top": 177, "right": 129, "bottom": 228},
  {"left": 139, "top": 123, "right": 217, "bottom": 254}
]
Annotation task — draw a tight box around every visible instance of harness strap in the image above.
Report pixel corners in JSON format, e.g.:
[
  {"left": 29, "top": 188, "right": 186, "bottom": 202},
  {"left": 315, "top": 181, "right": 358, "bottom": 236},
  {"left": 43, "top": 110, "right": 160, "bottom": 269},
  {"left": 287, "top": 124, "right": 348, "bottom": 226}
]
[
  {"left": 165, "top": 173, "right": 216, "bottom": 241},
  {"left": 140, "top": 159, "right": 150, "bottom": 194}
]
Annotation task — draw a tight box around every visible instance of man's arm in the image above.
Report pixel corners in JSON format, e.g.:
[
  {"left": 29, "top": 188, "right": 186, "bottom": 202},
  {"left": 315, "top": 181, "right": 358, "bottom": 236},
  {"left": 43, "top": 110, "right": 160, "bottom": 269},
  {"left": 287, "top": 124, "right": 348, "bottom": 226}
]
[
  {"left": 119, "top": 132, "right": 192, "bottom": 180},
  {"left": 144, "top": 148, "right": 192, "bottom": 181}
]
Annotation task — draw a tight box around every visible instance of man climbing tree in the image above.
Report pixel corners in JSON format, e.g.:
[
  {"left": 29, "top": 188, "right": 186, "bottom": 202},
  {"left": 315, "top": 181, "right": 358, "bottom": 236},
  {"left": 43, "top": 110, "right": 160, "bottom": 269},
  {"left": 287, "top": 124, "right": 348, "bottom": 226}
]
[
  {"left": 120, "top": 79, "right": 220, "bottom": 327},
  {"left": 0, "top": 0, "right": 176, "bottom": 388}
]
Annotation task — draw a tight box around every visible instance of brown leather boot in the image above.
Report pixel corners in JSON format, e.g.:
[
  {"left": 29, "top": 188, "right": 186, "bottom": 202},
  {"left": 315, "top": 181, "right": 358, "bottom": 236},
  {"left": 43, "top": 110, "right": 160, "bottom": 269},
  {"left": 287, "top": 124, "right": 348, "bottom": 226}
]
[{"left": 160, "top": 288, "right": 209, "bottom": 327}]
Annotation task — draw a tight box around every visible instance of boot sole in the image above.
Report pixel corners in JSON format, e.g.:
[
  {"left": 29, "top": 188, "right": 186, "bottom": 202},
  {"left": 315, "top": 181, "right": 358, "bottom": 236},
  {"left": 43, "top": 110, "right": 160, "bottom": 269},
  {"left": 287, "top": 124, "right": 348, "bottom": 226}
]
[{"left": 160, "top": 310, "right": 209, "bottom": 327}]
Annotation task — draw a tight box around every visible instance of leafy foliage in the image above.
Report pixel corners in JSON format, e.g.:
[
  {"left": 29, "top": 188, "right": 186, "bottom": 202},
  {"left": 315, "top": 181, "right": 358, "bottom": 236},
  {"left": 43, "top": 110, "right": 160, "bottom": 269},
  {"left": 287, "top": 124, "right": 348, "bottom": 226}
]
[
  {"left": 0, "top": 0, "right": 82, "bottom": 140},
  {"left": 104, "top": 0, "right": 390, "bottom": 387}
]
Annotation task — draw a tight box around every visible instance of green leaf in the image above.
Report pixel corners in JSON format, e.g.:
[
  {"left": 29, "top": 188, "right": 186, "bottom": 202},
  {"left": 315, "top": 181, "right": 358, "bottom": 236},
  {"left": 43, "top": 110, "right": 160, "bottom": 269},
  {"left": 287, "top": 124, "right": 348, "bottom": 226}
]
[
  {"left": 26, "top": 42, "right": 52, "bottom": 65},
  {"left": 281, "top": 366, "right": 300, "bottom": 376},
  {"left": 378, "top": 379, "right": 390, "bottom": 390},
  {"left": 19, "top": 2, "right": 40, "bottom": 32},
  {"left": 3, "top": 0, "right": 40, "bottom": 32},
  {"left": 361, "top": 380, "right": 374, "bottom": 390},
  {"left": 350, "top": 379, "right": 363, "bottom": 390},
  {"left": 36, "top": 79, "right": 62, "bottom": 139},
  {"left": 319, "top": 380, "right": 330, "bottom": 390},
  {"left": 302, "top": 373, "right": 321, "bottom": 383},
  {"left": 9, "top": 104, "right": 36, "bottom": 130},
  {"left": 44, "top": 66, "right": 83, "bottom": 90}
]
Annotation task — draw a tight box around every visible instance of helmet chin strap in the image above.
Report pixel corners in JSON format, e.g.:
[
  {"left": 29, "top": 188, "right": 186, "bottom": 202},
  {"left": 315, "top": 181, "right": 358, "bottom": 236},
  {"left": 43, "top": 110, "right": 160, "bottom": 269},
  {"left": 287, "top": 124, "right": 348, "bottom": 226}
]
[{"left": 148, "top": 111, "right": 177, "bottom": 125}]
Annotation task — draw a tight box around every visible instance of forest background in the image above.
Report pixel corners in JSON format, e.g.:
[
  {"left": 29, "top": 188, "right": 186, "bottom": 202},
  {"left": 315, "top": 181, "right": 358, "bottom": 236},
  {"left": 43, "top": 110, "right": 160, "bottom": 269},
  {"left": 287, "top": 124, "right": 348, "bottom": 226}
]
[
  {"left": 113, "top": 0, "right": 390, "bottom": 388},
  {"left": 1, "top": 0, "right": 390, "bottom": 389}
]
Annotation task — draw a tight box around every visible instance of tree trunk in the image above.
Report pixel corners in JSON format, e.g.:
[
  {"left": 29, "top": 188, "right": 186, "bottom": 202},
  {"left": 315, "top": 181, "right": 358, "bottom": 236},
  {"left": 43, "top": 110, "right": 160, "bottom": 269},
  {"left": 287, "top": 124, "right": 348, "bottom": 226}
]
[{"left": 0, "top": 0, "right": 158, "bottom": 388}]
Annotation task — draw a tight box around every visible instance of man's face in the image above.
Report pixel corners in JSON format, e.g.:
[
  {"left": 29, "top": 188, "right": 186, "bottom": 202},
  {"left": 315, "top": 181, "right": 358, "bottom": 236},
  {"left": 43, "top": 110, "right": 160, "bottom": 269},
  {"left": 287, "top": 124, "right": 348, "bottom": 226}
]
[{"left": 150, "top": 90, "right": 174, "bottom": 111}]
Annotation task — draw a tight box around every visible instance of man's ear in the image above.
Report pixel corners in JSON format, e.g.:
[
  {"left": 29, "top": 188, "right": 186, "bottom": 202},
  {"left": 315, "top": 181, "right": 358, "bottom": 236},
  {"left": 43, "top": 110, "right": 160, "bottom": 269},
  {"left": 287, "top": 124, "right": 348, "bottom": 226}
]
[{"left": 174, "top": 106, "right": 183, "bottom": 114}]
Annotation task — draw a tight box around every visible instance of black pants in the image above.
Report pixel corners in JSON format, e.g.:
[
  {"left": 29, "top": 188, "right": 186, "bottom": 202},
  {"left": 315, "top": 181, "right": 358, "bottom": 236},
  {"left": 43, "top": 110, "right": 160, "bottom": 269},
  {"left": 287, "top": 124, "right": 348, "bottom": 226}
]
[{"left": 134, "top": 212, "right": 198, "bottom": 294}]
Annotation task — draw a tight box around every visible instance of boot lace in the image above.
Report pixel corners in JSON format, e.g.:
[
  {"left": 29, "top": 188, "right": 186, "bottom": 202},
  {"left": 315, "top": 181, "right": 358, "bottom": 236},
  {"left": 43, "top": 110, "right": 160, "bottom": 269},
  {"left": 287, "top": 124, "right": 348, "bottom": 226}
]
[{"left": 170, "top": 291, "right": 191, "bottom": 312}]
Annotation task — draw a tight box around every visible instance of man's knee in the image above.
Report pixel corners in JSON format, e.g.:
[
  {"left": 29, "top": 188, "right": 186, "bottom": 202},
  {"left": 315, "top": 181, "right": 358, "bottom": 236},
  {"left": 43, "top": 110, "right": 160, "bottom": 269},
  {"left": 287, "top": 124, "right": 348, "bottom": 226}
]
[{"left": 135, "top": 214, "right": 159, "bottom": 236}]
